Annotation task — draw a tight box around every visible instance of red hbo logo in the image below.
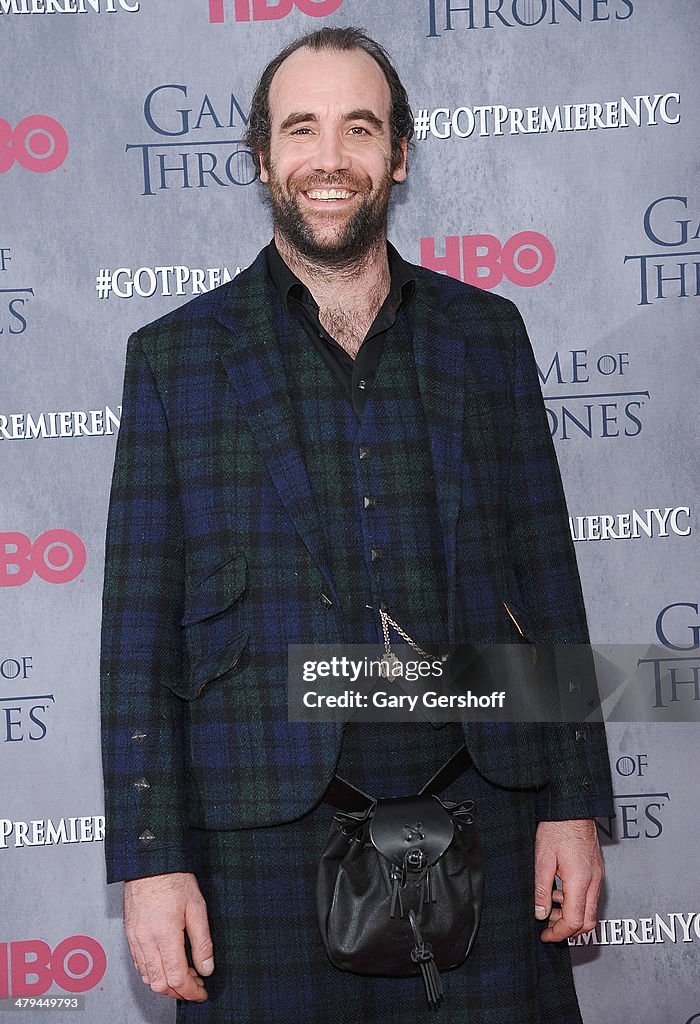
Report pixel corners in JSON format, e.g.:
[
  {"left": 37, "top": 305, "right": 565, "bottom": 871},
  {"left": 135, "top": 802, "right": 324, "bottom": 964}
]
[
  {"left": 0, "top": 116, "right": 69, "bottom": 174},
  {"left": 420, "top": 232, "right": 556, "bottom": 289},
  {"left": 0, "top": 530, "right": 86, "bottom": 587},
  {"left": 0, "top": 936, "right": 106, "bottom": 997},
  {"left": 208, "top": 0, "right": 342, "bottom": 22}
]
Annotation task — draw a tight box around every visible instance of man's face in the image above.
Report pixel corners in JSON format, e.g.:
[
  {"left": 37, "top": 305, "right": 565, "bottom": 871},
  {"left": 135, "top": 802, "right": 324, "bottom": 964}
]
[{"left": 259, "top": 46, "right": 407, "bottom": 267}]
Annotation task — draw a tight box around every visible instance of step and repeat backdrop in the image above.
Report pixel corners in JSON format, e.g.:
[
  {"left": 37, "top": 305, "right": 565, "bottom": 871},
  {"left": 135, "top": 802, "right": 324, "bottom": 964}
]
[{"left": 1, "top": 1, "right": 698, "bottom": 1021}]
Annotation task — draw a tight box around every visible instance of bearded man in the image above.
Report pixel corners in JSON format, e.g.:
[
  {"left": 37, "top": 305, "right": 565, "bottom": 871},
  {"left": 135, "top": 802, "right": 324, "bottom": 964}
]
[{"left": 101, "top": 26, "right": 613, "bottom": 1024}]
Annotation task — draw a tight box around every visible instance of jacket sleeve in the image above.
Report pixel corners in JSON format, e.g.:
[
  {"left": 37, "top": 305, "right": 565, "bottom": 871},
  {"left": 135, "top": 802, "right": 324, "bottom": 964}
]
[
  {"left": 100, "top": 332, "right": 194, "bottom": 882},
  {"left": 504, "top": 304, "right": 614, "bottom": 821}
]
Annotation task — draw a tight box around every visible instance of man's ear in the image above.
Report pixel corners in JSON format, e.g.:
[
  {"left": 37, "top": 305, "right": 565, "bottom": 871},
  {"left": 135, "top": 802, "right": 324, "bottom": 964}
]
[
  {"left": 259, "top": 152, "right": 269, "bottom": 183},
  {"left": 391, "top": 137, "right": 408, "bottom": 184}
]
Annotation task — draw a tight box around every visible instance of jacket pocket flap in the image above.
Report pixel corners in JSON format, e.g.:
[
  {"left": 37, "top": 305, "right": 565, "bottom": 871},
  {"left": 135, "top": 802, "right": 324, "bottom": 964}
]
[
  {"left": 182, "top": 552, "right": 247, "bottom": 625},
  {"left": 180, "top": 633, "right": 249, "bottom": 699}
]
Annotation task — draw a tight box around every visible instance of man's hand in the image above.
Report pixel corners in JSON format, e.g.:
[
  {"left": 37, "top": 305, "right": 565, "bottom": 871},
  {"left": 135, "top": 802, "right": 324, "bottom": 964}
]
[
  {"left": 124, "top": 872, "right": 213, "bottom": 1001},
  {"left": 534, "top": 819, "right": 603, "bottom": 943}
]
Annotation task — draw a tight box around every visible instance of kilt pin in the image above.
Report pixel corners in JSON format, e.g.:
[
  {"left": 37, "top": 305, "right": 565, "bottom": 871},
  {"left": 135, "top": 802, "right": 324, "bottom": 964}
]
[{"left": 101, "top": 248, "right": 613, "bottom": 1022}]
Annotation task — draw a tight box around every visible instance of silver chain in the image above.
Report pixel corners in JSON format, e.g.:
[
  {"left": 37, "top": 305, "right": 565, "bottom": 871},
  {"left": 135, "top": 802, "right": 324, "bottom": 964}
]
[{"left": 379, "top": 607, "right": 449, "bottom": 663}]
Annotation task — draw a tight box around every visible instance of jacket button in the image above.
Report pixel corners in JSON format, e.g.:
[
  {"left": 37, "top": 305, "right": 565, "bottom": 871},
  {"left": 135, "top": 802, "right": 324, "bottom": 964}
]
[
  {"left": 581, "top": 777, "right": 593, "bottom": 791},
  {"left": 371, "top": 548, "right": 384, "bottom": 562},
  {"left": 358, "top": 445, "right": 371, "bottom": 459},
  {"left": 575, "top": 729, "right": 586, "bottom": 742},
  {"left": 138, "top": 829, "right": 156, "bottom": 845},
  {"left": 131, "top": 729, "right": 147, "bottom": 744},
  {"left": 363, "top": 496, "right": 377, "bottom": 508},
  {"left": 319, "top": 593, "right": 333, "bottom": 608},
  {"left": 133, "top": 777, "right": 151, "bottom": 792}
]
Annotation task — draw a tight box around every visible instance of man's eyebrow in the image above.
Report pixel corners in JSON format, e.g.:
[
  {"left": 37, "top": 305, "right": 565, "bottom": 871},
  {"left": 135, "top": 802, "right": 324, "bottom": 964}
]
[
  {"left": 279, "top": 112, "right": 318, "bottom": 132},
  {"left": 345, "top": 109, "right": 385, "bottom": 131},
  {"left": 277, "top": 109, "right": 386, "bottom": 133}
]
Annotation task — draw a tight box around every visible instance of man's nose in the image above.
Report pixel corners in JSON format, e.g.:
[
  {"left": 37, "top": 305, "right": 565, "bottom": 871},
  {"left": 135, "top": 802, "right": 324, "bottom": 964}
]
[{"left": 312, "top": 130, "right": 350, "bottom": 174}]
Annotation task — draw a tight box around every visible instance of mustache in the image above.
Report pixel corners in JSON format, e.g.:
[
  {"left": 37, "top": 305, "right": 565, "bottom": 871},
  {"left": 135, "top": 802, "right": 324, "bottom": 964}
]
[{"left": 290, "top": 172, "right": 371, "bottom": 193}]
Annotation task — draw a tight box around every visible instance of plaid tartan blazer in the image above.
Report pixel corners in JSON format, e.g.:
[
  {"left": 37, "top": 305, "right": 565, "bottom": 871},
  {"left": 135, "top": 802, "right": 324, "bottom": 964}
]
[{"left": 100, "top": 248, "right": 613, "bottom": 883}]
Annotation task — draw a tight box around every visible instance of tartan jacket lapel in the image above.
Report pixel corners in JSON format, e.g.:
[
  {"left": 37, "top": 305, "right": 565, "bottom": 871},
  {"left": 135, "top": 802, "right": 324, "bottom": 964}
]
[
  {"left": 212, "top": 252, "right": 338, "bottom": 601},
  {"left": 409, "top": 282, "right": 467, "bottom": 639}
]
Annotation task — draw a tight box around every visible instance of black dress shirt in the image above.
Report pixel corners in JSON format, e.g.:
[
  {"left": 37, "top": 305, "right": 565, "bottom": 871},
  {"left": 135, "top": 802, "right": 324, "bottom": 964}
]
[{"left": 266, "top": 240, "right": 416, "bottom": 417}]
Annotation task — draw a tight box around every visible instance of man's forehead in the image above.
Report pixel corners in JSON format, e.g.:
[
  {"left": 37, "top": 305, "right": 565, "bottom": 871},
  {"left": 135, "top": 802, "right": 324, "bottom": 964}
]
[{"left": 268, "top": 46, "right": 391, "bottom": 122}]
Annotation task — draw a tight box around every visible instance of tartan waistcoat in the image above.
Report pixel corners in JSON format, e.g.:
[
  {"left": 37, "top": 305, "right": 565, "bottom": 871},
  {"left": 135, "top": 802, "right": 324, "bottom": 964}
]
[{"left": 277, "top": 303, "right": 464, "bottom": 793}]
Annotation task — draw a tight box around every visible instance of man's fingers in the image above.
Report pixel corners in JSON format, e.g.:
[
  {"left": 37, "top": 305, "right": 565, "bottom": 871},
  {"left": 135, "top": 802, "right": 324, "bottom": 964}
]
[
  {"left": 145, "top": 965, "right": 205, "bottom": 1002},
  {"left": 139, "top": 922, "right": 207, "bottom": 1001},
  {"left": 582, "top": 862, "right": 604, "bottom": 935},
  {"left": 184, "top": 887, "right": 215, "bottom": 977},
  {"left": 159, "top": 943, "right": 207, "bottom": 1001},
  {"left": 542, "top": 874, "right": 590, "bottom": 942},
  {"left": 126, "top": 933, "right": 149, "bottom": 985},
  {"left": 534, "top": 840, "right": 556, "bottom": 920},
  {"left": 543, "top": 857, "right": 602, "bottom": 941}
]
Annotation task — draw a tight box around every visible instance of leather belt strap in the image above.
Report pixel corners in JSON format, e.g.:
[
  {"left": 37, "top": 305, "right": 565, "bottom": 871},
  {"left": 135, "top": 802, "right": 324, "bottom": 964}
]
[{"left": 323, "top": 744, "right": 473, "bottom": 812}]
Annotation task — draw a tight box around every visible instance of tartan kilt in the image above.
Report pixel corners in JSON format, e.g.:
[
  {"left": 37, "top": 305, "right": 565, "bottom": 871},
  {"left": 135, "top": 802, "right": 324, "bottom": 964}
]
[{"left": 178, "top": 725, "right": 584, "bottom": 1024}]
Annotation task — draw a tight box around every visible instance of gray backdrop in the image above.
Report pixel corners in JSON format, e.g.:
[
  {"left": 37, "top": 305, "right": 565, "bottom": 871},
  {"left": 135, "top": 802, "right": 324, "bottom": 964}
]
[{"left": 1, "top": 1, "right": 698, "bottom": 1021}]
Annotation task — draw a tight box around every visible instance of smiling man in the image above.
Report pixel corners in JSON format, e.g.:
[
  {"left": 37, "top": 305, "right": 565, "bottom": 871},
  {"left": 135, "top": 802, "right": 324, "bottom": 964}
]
[
  {"left": 101, "top": 27, "right": 613, "bottom": 1024},
  {"left": 261, "top": 48, "right": 403, "bottom": 268},
  {"left": 255, "top": 38, "right": 410, "bottom": 362}
]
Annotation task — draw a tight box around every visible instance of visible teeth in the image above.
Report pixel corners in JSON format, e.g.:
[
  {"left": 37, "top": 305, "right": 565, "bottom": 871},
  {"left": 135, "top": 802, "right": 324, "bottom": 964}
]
[{"left": 306, "top": 189, "right": 353, "bottom": 200}]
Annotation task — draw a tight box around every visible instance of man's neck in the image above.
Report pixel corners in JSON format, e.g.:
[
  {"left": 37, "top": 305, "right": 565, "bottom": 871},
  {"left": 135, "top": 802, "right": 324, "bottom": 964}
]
[{"left": 274, "top": 230, "right": 391, "bottom": 357}]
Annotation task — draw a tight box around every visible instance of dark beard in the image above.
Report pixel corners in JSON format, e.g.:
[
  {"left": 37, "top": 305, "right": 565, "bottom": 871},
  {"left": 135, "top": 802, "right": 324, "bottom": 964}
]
[{"left": 265, "top": 171, "right": 392, "bottom": 271}]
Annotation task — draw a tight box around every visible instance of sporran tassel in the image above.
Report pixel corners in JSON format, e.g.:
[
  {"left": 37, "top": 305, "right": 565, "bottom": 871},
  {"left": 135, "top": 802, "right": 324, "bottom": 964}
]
[
  {"left": 418, "top": 957, "right": 444, "bottom": 1009},
  {"left": 390, "top": 870, "right": 404, "bottom": 919},
  {"left": 408, "top": 910, "right": 444, "bottom": 1009}
]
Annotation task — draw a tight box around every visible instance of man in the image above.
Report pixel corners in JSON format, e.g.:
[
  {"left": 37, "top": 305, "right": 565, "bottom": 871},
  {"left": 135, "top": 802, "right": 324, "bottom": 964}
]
[{"left": 101, "top": 26, "right": 613, "bottom": 1023}]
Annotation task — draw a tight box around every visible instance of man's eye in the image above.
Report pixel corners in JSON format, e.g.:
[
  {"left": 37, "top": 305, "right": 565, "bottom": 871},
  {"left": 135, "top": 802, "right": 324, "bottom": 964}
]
[
  {"left": 349, "top": 126, "right": 369, "bottom": 135},
  {"left": 291, "top": 127, "right": 313, "bottom": 136}
]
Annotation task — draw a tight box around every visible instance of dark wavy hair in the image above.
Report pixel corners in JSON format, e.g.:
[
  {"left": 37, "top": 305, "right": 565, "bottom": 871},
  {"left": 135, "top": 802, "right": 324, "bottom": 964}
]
[{"left": 243, "top": 26, "right": 414, "bottom": 178}]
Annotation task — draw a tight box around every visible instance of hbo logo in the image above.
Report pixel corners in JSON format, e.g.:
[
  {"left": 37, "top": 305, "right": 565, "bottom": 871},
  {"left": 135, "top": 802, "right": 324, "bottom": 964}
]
[
  {"left": 0, "top": 116, "right": 69, "bottom": 174},
  {"left": 420, "top": 231, "right": 556, "bottom": 289},
  {"left": 0, "top": 530, "right": 86, "bottom": 587},
  {"left": 209, "top": 0, "right": 342, "bottom": 21},
  {"left": 0, "top": 936, "right": 106, "bottom": 997}
]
